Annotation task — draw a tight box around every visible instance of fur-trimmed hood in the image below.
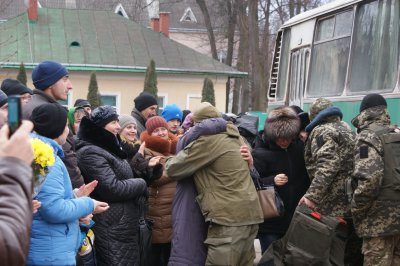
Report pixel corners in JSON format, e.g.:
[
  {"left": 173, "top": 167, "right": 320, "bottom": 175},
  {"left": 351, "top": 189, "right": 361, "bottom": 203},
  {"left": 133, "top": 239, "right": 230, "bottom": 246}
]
[
  {"left": 140, "top": 131, "right": 178, "bottom": 155},
  {"left": 264, "top": 107, "right": 300, "bottom": 142},
  {"left": 76, "top": 116, "right": 127, "bottom": 159}
]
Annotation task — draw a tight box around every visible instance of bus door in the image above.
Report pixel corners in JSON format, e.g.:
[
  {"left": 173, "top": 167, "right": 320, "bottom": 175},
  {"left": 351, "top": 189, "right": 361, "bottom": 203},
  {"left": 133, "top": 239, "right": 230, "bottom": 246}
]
[{"left": 288, "top": 47, "right": 310, "bottom": 107}]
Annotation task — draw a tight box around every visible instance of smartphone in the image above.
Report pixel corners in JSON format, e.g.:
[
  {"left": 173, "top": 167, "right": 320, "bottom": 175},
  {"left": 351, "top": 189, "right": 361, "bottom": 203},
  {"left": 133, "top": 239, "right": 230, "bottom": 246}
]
[{"left": 7, "top": 95, "right": 22, "bottom": 136}]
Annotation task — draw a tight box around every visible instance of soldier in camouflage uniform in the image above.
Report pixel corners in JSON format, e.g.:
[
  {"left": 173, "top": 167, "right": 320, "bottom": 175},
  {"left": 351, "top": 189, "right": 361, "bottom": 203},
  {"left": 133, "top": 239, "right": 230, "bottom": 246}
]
[
  {"left": 300, "top": 98, "right": 363, "bottom": 265},
  {"left": 351, "top": 93, "right": 400, "bottom": 266},
  {"left": 300, "top": 98, "right": 355, "bottom": 217}
]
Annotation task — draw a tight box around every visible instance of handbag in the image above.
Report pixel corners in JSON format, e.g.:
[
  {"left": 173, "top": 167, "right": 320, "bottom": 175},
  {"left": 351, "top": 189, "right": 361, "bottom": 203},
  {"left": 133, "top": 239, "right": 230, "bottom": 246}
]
[
  {"left": 138, "top": 196, "right": 153, "bottom": 266},
  {"left": 254, "top": 176, "right": 285, "bottom": 219}
]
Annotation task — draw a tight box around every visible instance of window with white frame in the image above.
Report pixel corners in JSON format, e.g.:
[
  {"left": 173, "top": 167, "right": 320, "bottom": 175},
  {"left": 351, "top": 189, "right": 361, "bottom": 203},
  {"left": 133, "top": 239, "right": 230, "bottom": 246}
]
[
  {"left": 157, "top": 93, "right": 167, "bottom": 115},
  {"left": 101, "top": 94, "right": 120, "bottom": 113}
]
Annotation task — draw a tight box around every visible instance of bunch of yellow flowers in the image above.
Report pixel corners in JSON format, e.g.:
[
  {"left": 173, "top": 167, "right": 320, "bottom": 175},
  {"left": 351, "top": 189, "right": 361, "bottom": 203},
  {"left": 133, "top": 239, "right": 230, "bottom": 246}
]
[{"left": 31, "top": 138, "right": 55, "bottom": 197}]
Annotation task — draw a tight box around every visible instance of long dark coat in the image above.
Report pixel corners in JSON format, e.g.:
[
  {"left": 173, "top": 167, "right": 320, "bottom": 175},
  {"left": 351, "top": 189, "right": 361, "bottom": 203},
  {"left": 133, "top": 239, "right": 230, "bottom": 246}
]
[{"left": 76, "top": 117, "right": 148, "bottom": 266}]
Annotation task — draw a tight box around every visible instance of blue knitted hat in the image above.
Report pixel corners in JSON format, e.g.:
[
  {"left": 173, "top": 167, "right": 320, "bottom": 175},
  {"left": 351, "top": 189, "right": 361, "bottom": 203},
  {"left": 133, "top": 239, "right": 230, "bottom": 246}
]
[
  {"left": 32, "top": 61, "right": 69, "bottom": 90},
  {"left": 161, "top": 104, "right": 183, "bottom": 122}
]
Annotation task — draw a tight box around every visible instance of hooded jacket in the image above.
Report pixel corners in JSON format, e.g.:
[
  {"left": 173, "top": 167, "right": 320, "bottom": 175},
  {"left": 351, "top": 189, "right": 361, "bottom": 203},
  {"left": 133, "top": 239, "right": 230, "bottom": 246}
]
[
  {"left": 140, "top": 131, "right": 178, "bottom": 244},
  {"left": 169, "top": 117, "right": 227, "bottom": 266},
  {"left": 0, "top": 157, "right": 32, "bottom": 266},
  {"left": 166, "top": 123, "right": 263, "bottom": 226},
  {"left": 28, "top": 134, "right": 94, "bottom": 266},
  {"left": 351, "top": 106, "right": 400, "bottom": 237},
  {"left": 76, "top": 117, "right": 148, "bottom": 266}
]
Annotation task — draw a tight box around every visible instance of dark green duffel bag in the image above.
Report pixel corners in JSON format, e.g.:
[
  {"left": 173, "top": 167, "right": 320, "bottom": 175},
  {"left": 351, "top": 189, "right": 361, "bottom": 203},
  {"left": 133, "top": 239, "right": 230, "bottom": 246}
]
[{"left": 258, "top": 204, "right": 347, "bottom": 266}]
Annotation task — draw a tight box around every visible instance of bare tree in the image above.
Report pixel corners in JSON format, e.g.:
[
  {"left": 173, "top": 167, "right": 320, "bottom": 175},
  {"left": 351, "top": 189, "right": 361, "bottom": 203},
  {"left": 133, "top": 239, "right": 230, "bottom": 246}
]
[
  {"left": 224, "top": 0, "right": 239, "bottom": 112},
  {"left": 195, "top": 0, "right": 218, "bottom": 60},
  {"left": 235, "top": 0, "right": 250, "bottom": 113}
]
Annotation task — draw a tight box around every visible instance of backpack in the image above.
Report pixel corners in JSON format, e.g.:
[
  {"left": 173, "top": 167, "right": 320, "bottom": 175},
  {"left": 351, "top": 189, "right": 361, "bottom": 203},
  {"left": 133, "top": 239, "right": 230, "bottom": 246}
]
[
  {"left": 369, "top": 124, "right": 400, "bottom": 201},
  {"left": 345, "top": 124, "right": 400, "bottom": 203}
]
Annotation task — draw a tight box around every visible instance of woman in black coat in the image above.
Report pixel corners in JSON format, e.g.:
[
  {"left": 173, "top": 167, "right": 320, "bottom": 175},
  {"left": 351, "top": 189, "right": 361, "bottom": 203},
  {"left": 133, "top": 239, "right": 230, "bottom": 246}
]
[
  {"left": 76, "top": 106, "right": 148, "bottom": 266},
  {"left": 252, "top": 106, "right": 310, "bottom": 254}
]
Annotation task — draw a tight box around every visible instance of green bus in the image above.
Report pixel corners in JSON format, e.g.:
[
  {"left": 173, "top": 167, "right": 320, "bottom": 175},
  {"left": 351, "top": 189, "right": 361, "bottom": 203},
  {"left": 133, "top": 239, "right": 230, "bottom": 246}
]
[{"left": 267, "top": 0, "right": 399, "bottom": 126}]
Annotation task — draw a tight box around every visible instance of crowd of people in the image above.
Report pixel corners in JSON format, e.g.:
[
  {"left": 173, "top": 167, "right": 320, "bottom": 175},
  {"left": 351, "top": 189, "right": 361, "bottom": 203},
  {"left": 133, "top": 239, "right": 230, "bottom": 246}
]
[{"left": 0, "top": 59, "right": 399, "bottom": 266}]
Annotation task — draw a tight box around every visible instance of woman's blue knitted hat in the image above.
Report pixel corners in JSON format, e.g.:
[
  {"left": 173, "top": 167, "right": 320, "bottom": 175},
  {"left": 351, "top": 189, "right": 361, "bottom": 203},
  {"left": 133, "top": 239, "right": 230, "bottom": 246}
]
[{"left": 161, "top": 104, "right": 183, "bottom": 122}]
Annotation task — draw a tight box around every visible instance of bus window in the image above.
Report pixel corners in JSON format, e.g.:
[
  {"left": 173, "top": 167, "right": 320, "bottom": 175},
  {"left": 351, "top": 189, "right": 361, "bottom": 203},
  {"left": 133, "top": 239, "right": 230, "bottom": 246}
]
[
  {"left": 348, "top": 0, "right": 399, "bottom": 94},
  {"left": 307, "top": 10, "right": 353, "bottom": 97},
  {"left": 316, "top": 16, "right": 334, "bottom": 41},
  {"left": 276, "top": 29, "right": 291, "bottom": 101}
]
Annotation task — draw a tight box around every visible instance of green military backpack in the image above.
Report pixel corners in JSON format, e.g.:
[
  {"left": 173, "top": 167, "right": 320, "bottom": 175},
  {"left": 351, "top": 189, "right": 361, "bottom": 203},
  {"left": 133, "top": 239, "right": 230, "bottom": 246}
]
[
  {"left": 368, "top": 124, "right": 400, "bottom": 200},
  {"left": 258, "top": 204, "right": 347, "bottom": 266}
]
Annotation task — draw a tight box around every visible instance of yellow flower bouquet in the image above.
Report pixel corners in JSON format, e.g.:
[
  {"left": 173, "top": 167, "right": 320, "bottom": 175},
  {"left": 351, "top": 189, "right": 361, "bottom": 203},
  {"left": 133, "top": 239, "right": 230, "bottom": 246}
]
[{"left": 31, "top": 138, "right": 55, "bottom": 198}]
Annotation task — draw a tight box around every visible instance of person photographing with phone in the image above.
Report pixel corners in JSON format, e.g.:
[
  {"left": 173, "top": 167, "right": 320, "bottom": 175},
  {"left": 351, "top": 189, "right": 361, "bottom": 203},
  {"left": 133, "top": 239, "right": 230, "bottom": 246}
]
[{"left": 0, "top": 109, "right": 35, "bottom": 265}]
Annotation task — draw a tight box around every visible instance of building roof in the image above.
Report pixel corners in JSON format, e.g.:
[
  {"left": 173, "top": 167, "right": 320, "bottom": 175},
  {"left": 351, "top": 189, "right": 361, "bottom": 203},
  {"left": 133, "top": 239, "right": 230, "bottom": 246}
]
[
  {"left": 0, "top": 0, "right": 225, "bottom": 33},
  {"left": 0, "top": 7, "right": 245, "bottom": 76},
  {"left": 159, "top": 0, "right": 227, "bottom": 32}
]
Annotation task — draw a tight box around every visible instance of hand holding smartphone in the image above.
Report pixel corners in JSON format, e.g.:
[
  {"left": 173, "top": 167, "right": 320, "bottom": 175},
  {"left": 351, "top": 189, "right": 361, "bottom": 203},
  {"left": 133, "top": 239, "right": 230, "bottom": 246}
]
[{"left": 7, "top": 95, "right": 22, "bottom": 136}]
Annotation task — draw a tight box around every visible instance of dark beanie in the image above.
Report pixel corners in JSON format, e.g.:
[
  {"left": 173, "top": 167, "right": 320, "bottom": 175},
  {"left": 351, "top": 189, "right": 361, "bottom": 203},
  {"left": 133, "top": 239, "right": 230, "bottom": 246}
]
[
  {"left": 0, "top": 90, "right": 8, "bottom": 108},
  {"left": 32, "top": 60, "right": 69, "bottom": 90},
  {"left": 145, "top": 116, "right": 169, "bottom": 134},
  {"left": 1, "top": 79, "right": 32, "bottom": 96},
  {"left": 74, "top": 99, "right": 91, "bottom": 109},
  {"left": 90, "top": 105, "right": 119, "bottom": 128},
  {"left": 134, "top": 92, "right": 158, "bottom": 112},
  {"left": 360, "top": 93, "right": 387, "bottom": 112},
  {"left": 31, "top": 103, "right": 68, "bottom": 139}
]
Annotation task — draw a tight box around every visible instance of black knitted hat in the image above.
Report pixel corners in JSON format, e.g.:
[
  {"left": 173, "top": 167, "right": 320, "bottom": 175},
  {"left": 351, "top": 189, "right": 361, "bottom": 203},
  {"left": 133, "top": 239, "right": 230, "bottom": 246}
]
[
  {"left": 134, "top": 92, "right": 158, "bottom": 112},
  {"left": 360, "top": 93, "right": 387, "bottom": 112},
  {"left": 90, "top": 105, "right": 119, "bottom": 128},
  {"left": 31, "top": 103, "right": 68, "bottom": 139},
  {"left": 1, "top": 79, "right": 32, "bottom": 96}
]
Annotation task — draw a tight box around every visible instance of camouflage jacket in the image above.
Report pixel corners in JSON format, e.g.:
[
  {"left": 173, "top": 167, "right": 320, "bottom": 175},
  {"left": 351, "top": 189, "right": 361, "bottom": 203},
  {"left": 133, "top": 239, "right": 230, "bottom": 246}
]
[
  {"left": 351, "top": 106, "right": 400, "bottom": 237},
  {"left": 304, "top": 115, "right": 355, "bottom": 217}
]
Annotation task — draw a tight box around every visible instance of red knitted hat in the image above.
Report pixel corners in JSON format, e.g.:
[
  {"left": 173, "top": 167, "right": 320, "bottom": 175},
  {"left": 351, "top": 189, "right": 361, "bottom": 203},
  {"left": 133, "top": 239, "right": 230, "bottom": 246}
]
[{"left": 145, "top": 116, "right": 169, "bottom": 134}]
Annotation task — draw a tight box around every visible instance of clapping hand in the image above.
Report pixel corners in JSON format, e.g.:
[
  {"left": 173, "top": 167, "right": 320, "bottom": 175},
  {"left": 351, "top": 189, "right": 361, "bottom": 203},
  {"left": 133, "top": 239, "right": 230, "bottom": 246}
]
[
  {"left": 76, "top": 180, "right": 98, "bottom": 198},
  {"left": 93, "top": 200, "right": 109, "bottom": 214},
  {"left": 79, "top": 214, "right": 93, "bottom": 225},
  {"left": 149, "top": 156, "right": 163, "bottom": 167},
  {"left": 138, "top": 142, "right": 146, "bottom": 156}
]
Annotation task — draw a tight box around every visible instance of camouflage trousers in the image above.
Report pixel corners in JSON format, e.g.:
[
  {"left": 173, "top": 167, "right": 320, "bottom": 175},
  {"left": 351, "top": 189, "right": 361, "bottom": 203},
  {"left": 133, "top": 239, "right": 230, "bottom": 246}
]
[
  {"left": 362, "top": 234, "right": 400, "bottom": 266},
  {"left": 204, "top": 223, "right": 258, "bottom": 266}
]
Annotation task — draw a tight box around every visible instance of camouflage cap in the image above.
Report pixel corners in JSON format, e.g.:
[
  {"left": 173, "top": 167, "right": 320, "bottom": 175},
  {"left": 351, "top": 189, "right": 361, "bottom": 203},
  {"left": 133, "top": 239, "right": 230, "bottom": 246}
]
[{"left": 309, "top": 98, "right": 332, "bottom": 121}]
